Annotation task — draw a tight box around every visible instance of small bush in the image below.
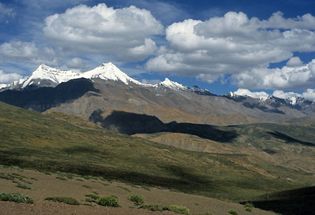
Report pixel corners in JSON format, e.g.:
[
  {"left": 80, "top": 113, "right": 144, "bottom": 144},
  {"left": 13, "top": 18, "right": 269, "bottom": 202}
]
[
  {"left": 228, "top": 210, "right": 238, "bottom": 215},
  {"left": 45, "top": 197, "right": 80, "bottom": 205},
  {"left": 97, "top": 195, "right": 119, "bottom": 207},
  {"left": 16, "top": 183, "right": 31, "bottom": 190},
  {"left": 141, "top": 204, "right": 165, "bottom": 212},
  {"left": 85, "top": 193, "right": 99, "bottom": 203},
  {"left": 141, "top": 204, "right": 190, "bottom": 215},
  {"left": 55, "top": 176, "right": 67, "bottom": 181},
  {"left": 168, "top": 205, "right": 190, "bottom": 215},
  {"left": 244, "top": 202, "right": 254, "bottom": 212},
  {"left": 0, "top": 192, "right": 33, "bottom": 204},
  {"left": 128, "top": 194, "right": 144, "bottom": 206}
]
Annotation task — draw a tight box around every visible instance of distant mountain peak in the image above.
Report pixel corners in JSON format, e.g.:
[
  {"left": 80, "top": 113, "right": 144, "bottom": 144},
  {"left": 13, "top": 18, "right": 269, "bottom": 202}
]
[
  {"left": 159, "top": 78, "right": 186, "bottom": 90},
  {"left": 22, "top": 64, "right": 79, "bottom": 88},
  {"left": 82, "top": 62, "right": 142, "bottom": 85},
  {"left": 230, "top": 88, "right": 269, "bottom": 101}
]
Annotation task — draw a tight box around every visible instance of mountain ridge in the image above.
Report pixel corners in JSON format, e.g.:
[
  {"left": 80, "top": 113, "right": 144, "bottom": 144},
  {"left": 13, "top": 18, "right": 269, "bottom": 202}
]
[{"left": 1, "top": 62, "right": 187, "bottom": 91}]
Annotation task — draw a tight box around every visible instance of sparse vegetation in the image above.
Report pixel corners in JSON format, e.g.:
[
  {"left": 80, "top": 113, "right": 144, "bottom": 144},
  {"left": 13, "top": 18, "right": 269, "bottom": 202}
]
[
  {"left": 244, "top": 202, "right": 254, "bottom": 212},
  {"left": 97, "top": 195, "right": 119, "bottom": 207},
  {"left": 141, "top": 204, "right": 190, "bottom": 215},
  {"left": 228, "top": 210, "right": 238, "bottom": 215},
  {"left": 128, "top": 194, "right": 144, "bottom": 206},
  {"left": 0, "top": 192, "right": 33, "bottom": 204},
  {"left": 85, "top": 193, "right": 99, "bottom": 203},
  {"left": 16, "top": 182, "right": 31, "bottom": 190},
  {"left": 0, "top": 102, "right": 314, "bottom": 202},
  {"left": 45, "top": 197, "right": 80, "bottom": 205},
  {"left": 168, "top": 205, "right": 190, "bottom": 215},
  {"left": 82, "top": 184, "right": 91, "bottom": 189},
  {"left": 141, "top": 204, "right": 166, "bottom": 212},
  {"left": 55, "top": 176, "right": 67, "bottom": 181}
]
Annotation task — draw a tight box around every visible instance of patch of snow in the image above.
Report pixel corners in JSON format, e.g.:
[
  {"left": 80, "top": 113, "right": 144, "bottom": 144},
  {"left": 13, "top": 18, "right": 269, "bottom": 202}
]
[
  {"left": 272, "top": 90, "right": 301, "bottom": 105},
  {"left": 231, "top": 88, "right": 269, "bottom": 101},
  {"left": 22, "top": 64, "right": 79, "bottom": 88},
  {"left": 0, "top": 83, "right": 8, "bottom": 89},
  {"left": 80, "top": 62, "right": 142, "bottom": 85},
  {"left": 159, "top": 78, "right": 186, "bottom": 90}
]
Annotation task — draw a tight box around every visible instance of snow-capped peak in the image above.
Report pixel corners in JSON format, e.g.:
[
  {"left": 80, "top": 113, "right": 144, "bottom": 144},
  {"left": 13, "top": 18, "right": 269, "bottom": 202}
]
[
  {"left": 159, "top": 78, "right": 186, "bottom": 90},
  {"left": 0, "top": 83, "right": 8, "bottom": 90},
  {"left": 230, "top": 88, "right": 269, "bottom": 101},
  {"left": 272, "top": 90, "right": 301, "bottom": 105},
  {"left": 22, "top": 64, "right": 79, "bottom": 88},
  {"left": 81, "top": 62, "right": 142, "bottom": 85}
]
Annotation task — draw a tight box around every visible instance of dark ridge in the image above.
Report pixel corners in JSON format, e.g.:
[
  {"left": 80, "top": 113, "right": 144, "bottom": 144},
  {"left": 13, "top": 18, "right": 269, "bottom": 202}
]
[
  {"left": 0, "top": 78, "right": 98, "bottom": 112},
  {"left": 244, "top": 186, "right": 315, "bottom": 215},
  {"left": 268, "top": 131, "right": 315, "bottom": 147},
  {"left": 89, "top": 110, "right": 238, "bottom": 142}
]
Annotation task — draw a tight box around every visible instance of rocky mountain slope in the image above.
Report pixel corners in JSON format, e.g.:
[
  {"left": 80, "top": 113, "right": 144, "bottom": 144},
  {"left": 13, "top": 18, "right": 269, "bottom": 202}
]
[{"left": 0, "top": 62, "right": 315, "bottom": 125}]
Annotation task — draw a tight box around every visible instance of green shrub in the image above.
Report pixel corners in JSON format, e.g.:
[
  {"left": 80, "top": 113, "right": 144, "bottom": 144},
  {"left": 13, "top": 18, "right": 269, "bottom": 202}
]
[
  {"left": 128, "top": 194, "right": 144, "bottom": 206},
  {"left": 97, "top": 195, "right": 119, "bottom": 207},
  {"left": 55, "top": 176, "right": 67, "bottom": 181},
  {"left": 45, "top": 197, "right": 80, "bottom": 205},
  {"left": 0, "top": 192, "right": 33, "bottom": 204},
  {"left": 244, "top": 202, "right": 254, "bottom": 212},
  {"left": 168, "top": 205, "right": 190, "bottom": 215},
  {"left": 228, "top": 210, "right": 238, "bottom": 215},
  {"left": 85, "top": 193, "right": 100, "bottom": 203},
  {"left": 16, "top": 183, "right": 31, "bottom": 190},
  {"left": 141, "top": 204, "right": 190, "bottom": 215},
  {"left": 141, "top": 204, "right": 166, "bottom": 212}
]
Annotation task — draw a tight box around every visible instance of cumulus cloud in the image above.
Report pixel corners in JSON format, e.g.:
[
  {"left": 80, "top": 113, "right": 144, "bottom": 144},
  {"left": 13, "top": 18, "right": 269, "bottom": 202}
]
[
  {"left": 286, "top": 56, "right": 303, "bottom": 67},
  {"left": 44, "top": 3, "right": 163, "bottom": 61},
  {"left": 272, "top": 89, "right": 315, "bottom": 102},
  {"left": 233, "top": 88, "right": 315, "bottom": 102},
  {"left": 0, "top": 41, "right": 57, "bottom": 65},
  {"left": 66, "top": 57, "right": 86, "bottom": 69},
  {"left": 234, "top": 59, "right": 315, "bottom": 89},
  {"left": 302, "top": 89, "right": 315, "bottom": 101},
  {"left": 146, "top": 11, "right": 315, "bottom": 89},
  {"left": 0, "top": 70, "right": 23, "bottom": 84},
  {"left": 231, "top": 88, "right": 269, "bottom": 101}
]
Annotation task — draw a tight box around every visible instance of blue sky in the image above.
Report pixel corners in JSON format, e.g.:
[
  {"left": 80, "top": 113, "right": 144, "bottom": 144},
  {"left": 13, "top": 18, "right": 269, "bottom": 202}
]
[{"left": 1, "top": 0, "right": 315, "bottom": 95}]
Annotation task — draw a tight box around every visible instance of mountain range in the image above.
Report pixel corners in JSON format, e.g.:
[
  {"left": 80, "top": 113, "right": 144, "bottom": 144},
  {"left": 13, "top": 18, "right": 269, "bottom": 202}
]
[
  {"left": 0, "top": 62, "right": 315, "bottom": 125},
  {"left": 0, "top": 62, "right": 315, "bottom": 215}
]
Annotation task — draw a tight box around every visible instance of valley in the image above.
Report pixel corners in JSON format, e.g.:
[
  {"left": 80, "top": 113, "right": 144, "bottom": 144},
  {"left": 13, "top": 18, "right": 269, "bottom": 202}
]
[{"left": 0, "top": 63, "right": 314, "bottom": 214}]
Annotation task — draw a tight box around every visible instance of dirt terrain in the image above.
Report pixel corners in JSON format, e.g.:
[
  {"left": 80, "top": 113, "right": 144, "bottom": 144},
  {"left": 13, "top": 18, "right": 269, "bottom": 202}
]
[{"left": 0, "top": 166, "right": 275, "bottom": 215}]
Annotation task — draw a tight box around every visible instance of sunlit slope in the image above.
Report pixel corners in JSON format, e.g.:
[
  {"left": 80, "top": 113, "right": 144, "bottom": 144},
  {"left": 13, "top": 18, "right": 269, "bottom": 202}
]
[{"left": 0, "top": 102, "right": 311, "bottom": 201}]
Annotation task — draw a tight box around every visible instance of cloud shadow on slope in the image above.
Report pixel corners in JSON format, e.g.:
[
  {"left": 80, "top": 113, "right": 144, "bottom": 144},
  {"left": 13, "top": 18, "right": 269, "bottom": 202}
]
[{"left": 89, "top": 110, "right": 238, "bottom": 143}]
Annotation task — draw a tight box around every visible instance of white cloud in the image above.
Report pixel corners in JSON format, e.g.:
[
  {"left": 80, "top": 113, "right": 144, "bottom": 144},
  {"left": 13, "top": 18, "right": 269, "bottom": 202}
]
[
  {"left": 0, "top": 70, "right": 23, "bottom": 84},
  {"left": 286, "top": 56, "right": 303, "bottom": 67},
  {"left": 302, "top": 89, "right": 315, "bottom": 101},
  {"left": 146, "top": 11, "right": 315, "bottom": 89},
  {"left": 232, "top": 88, "right": 315, "bottom": 102},
  {"left": 272, "top": 89, "right": 315, "bottom": 103},
  {"left": 66, "top": 57, "right": 86, "bottom": 69},
  {"left": 260, "top": 11, "right": 315, "bottom": 30},
  {"left": 44, "top": 3, "right": 163, "bottom": 61},
  {"left": 0, "top": 41, "right": 57, "bottom": 65},
  {"left": 272, "top": 90, "right": 299, "bottom": 99},
  {"left": 231, "top": 88, "right": 269, "bottom": 101},
  {"left": 234, "top": 60, "right": 315, "bottom": 89}
]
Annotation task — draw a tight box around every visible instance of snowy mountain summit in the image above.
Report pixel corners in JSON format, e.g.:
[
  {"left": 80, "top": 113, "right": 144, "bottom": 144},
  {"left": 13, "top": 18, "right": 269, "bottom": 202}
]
[
  {"left": 2, "top": 62, "right": 188, "bottom": 91},
  {"left": 159, "top": 78, "right": 187, "bottom": 90},
  {"left": 13, "top": 62, "right": 144, "bottom": 89},
  {"left": 22, "top": 64, "right": 79, "bottom": 88},
  {"left": 81, "top": 62, "right": 142, "bottom": 85}
]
